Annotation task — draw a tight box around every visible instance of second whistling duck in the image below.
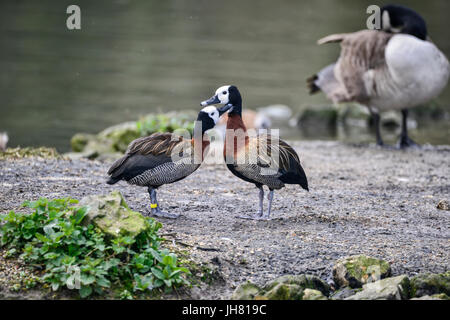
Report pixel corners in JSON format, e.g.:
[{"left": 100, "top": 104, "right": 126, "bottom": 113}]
[
  {"left": 201, "top": 85, "right": 308, "bottom": 220},
  {"left": 106, "top": 106, "right": 225, "bottom": 219}
]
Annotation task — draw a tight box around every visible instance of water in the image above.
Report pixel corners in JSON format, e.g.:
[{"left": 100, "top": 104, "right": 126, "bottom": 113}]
[{"left": 1, "top": 0, "right": 449, "bottom": 151}]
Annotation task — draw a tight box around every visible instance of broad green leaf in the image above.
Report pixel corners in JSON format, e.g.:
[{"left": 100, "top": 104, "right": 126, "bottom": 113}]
[{"left": 79, "top": 285, "right": 92, "bottom": 298}]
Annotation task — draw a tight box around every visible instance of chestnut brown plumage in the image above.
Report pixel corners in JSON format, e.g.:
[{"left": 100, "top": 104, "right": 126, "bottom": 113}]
[{"left": 201, "top": 85, "right": 308, "bottom": 220}]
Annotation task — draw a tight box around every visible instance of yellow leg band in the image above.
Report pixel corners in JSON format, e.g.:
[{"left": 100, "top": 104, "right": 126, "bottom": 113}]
[{"left": 150, "top": 203, "right": 158, "bottom": 209}]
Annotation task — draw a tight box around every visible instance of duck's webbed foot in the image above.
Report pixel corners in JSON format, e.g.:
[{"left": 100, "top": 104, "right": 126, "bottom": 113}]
[
  {"left": 151, "top": 208, "right": 180, "bottom": 219},
  {"left": 148, "top": 187, "right": 180, "bottom": 219}
]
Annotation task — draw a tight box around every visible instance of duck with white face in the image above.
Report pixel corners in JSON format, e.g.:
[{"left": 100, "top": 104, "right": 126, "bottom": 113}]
[
  {"left": 201, "top": 85, "right": 309, "bottom": 220},
  {"left": 106, "top": 106, "right": 225, "bottom": 219},
  {"left": 308, "top": 4, "right": 450, "bottom": 148}
]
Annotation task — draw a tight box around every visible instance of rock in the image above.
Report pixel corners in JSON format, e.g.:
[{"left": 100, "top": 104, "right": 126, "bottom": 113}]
[
  {"left": 333, "top": 255, "right": 391, "bottom": 288},
  {"left": 437, "top": 200, "right": 449, "bottom": 211},
  {"left": 302, "top": 289, "right": 328, "bottom": 300},
  {"left": 98, "top": 121, "right": 140, "bottom": 153},
  {"left": 410, "top": 272, "right": 450, "bottom": 298},
  {"left": 262, "top": 282, "right": 303, "bottom": 300},
  {"left": 79, "top": 191, "right": 148, "bottom": 238},
  {"left": 257, "top": 104, "right": 292, "bottom": 120},
  {"left": 231, "top": 282, "right": 262, "bottom": 300},
  {"left": 330, "top": 287, "right": 360, "bottom": 300},
  {"left": 411, "top": 293, "right": 449, "bottom": 300},
  {"left": 337, "top": 103, "right": 370, "bottom": 127},
  {"left": 298, "top": 106, "right": 338, "bottom": 135},
  {"left": 262, "top": 274, "right": 331, "bottom": 300},
  {"left": 380, "top": 111, "right": 401, "bottom": 129},
  {"left": 345, "top": 275, "right": 411, "bottom": 300},
  {"left": 70, "top": 133, "right": 96, "bottom": 152},
  {"left": 68, "top": 111, "right": 197, "bottom": 159},
  {"left": 231, "top": 274, "right": 331, "bottom": 300}
]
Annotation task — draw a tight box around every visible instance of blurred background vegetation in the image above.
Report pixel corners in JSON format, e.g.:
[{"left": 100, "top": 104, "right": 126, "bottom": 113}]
[{"left": 0, "top": 0, "right": 449, "bottom": 151}]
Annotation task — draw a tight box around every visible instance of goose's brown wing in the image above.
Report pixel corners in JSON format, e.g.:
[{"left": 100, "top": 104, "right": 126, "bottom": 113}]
[{"left": 309, "top": 30, "right": 393, "bottom": 104}]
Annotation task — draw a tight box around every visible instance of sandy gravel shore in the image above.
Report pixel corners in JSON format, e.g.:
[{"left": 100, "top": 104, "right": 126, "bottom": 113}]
[{"left": 1, "top": 141, "right": 449, "bottom": 299}]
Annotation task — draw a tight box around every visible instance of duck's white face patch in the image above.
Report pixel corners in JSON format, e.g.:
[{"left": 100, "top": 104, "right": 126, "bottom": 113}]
[
  {"left": 215, "top": 85, "right": 231, "bottom": 105},
  {"left": 201, "top": 106, "right": 220, "bottom": 124}
]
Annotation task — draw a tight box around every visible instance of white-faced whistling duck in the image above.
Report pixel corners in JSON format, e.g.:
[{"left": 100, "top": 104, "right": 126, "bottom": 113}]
[
  {"left": 106, "top": 106, "right": 226, "bottom": 219},
  {"left": 201, "top": 85, "right": 309, "bottom": 220}
]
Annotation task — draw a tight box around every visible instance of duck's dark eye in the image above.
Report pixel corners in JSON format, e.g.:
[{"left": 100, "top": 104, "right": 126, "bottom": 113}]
[{"left": 222, "top": 91, "right": 227, "bottom": 95}]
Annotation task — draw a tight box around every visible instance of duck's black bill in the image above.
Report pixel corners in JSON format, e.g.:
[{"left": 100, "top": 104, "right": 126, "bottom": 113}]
[
  {"left": 217, "top": 104, "right": 233, "bottom": 114},
  {"left": 200, "top": 95, "right": 220, "bottom": 106}
]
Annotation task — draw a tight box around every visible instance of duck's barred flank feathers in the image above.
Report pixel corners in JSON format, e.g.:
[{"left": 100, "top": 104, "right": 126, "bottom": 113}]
[{"left": 107, "top": 133, "right": 184, "bottom": 176}]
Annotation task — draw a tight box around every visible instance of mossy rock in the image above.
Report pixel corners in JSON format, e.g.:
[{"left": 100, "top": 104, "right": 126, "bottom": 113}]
[
  {"left": 302, "top": 288, "right": 328, "bottom": 300},
  {"left": 79, "top": 191, "right": 148, "bottom": 238},
  {"left": 330, "top": 287, "right": 360, "bottom": 300},
  {"left": 337, "top": 103, "right": 370, "bottom": 124},
  {"left": 263, "top": 283, "right": 303, "bottom": 300},
  {"left": 0, "top": 147, "right": 61, "bottom": 160},
  {"left": 333, "top": 255, "right": 391, "bottom": 288},
  {"left": 231, "top": 274, "right": 330, "bottom": 300},
  {"left": 231, "top": 282, "right": 262, "bottom": 300},
  {"left": 346, "top": 275, "right": 411, "bottom": 300},
  {"left": 411, "top": 293, "right": 450, "bottom": 300},
  {"left": 262, "top": 274, "right": 331, "bottom": 300},
  {"left": 410, "top": 272, "right": 450, "bottom": 298},
  {"left": 98, "top": 122, "right": 140, "bottom": 153},
  {"left": 70, "top": 133, "right": 96, "bottom": 152},
  {"left": 299, "top": 106, "right": 338, "bottom": 129}
]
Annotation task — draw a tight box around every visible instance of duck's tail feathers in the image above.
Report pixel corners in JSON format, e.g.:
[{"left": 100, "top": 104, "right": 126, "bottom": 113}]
[
  {"left": 106, "top": 154, "right": 130, "bottom": 184},
  {"left": 106, "top": 176, "right": 121, "bottom": 185}
]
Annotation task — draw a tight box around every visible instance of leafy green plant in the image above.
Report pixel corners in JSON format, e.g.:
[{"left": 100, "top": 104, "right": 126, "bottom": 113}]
[
  {"left": 0, "top": 198, "right": 190, "bottom": 298},
  {"left": 136, "top": 112, "right": 195, "bottom": 137}
]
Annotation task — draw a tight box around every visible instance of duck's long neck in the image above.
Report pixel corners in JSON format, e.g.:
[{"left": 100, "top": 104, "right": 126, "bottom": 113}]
[
  {"left": 226, "top": 113, "right": 247, "bottom": 132},
  {"left": 191, "top": 128, "right": 210, "bottom": 163},
  {"left": 224, "top": 112, "right": 249, "bottom": 159}
]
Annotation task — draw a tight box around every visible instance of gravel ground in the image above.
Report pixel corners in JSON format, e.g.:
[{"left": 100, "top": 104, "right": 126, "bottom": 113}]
[{"left": 0, "top": 141, "right": 449, "bottom": 299}]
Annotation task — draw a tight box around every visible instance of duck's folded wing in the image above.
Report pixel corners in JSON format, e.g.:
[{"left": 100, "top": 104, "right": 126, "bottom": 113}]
[{"left": 107, "top": 133, "right": 191, "bottom": 180}]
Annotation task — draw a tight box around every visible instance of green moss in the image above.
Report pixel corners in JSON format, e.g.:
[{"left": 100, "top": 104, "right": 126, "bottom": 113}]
[
  {"left": 0, "top": 147, "right": 62, "bottom": 160},
  {"left": 334, "top": 255, "right": 391, "bottom": 288},
  {"left": 232, "top": 282, "right": 262, "bottom": 300},
  {"left": 302, "top": 288, "right": 328, "bottom": 300},
  {"left": 70, "top": 133, "right": 95, "bottom": 152},
  {"left": 410, "top": 272, "right": 450, "bottom": 298},
  {"left": 79, "top": 191, "right": 148, "bottom": 238}
]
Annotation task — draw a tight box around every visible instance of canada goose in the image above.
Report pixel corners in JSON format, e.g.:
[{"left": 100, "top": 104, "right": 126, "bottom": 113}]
[
  {"left": 201, "top": 85, "right": 308, "bottom": 220},
  {"left": 106, "top": 106, "right": 225, "bottom": 219},
  {"left": 307, "top": 4, "right": 449, "bottom": 148}
]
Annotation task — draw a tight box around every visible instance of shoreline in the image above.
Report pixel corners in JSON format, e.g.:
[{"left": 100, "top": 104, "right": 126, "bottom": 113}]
[{"left": 1, "top": 140, "right": 449, "bottom": 299}]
